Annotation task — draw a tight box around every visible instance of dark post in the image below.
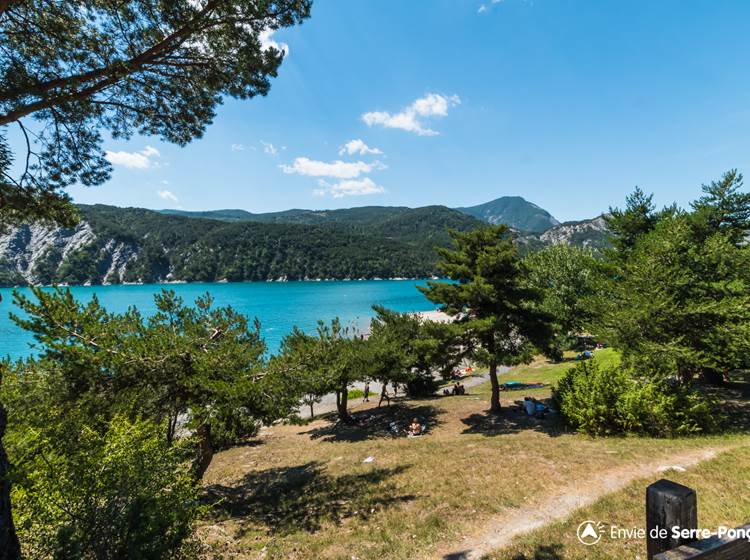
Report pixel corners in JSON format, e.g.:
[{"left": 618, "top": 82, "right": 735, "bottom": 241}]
[
  {"left": 0, "top": 400, "right": 21, "bottom": 560},
  {"left": 646, "top": 479, "right": 697, "bottom": 560}
]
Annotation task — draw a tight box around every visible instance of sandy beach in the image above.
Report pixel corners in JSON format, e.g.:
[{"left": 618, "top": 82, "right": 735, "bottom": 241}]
[{"left": 415, "top": 309, "right": 453, "bottom": 323}]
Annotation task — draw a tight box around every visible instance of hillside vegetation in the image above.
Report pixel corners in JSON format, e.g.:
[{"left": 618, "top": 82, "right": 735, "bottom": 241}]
[
  {"left": 0, "top": 197, "right": 610, "bottom": 287},
  {"left": 0, "top": 204, "right": 483, "bottom": 286}
]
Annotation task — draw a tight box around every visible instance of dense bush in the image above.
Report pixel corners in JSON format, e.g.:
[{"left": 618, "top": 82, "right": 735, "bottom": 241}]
[
  {"left": 554, "top": 361, "right": 719, "bottom": 436},
  {"left": 11, "top": 415, "right": 203, "bottom": 559}
]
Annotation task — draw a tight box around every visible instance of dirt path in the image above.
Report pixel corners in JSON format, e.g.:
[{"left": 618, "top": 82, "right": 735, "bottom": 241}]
[{"left": 438, "top": 446, "right": 726, "bottom": 560}]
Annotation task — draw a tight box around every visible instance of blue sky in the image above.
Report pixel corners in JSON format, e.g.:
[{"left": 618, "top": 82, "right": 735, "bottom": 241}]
[{"left": 67, "top": 0, "right": 750, "bottom": 222}]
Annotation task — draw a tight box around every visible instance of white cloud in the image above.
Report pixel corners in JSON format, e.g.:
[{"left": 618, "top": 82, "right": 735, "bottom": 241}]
[
  {"left": 338, "top": 139, "right": 383, "bottom": 156},
  {"left": 479, "top": 1, "right": 503, "bottom": 13},
  {"left": 259, "top": 29, "right": 289, "bottom": 56},
  {"left": 231, "top": 143, "right": 245, "bottom": 151},
  {"left": 157, "top": 189, "right": 179, "bottom": 203},
  {"left": 105, "top": 145, "right": 161, "bottom": 169},
  {"left": 362, "top": 93, "right": 461, "bottom": 136},
  {"left": 314, "top": 177, "right": 385, "bottom": 198},
  {"left": 261, "top": 141, "right": 281, "bottom": 156},
  {"left": 280, "top": 157, "right": 385, "bottom": 179}
]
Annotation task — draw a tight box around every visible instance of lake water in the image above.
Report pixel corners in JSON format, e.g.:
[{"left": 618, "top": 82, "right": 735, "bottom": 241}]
[{"left": 0, "top": 280, "right": 438, "bottom": 360}]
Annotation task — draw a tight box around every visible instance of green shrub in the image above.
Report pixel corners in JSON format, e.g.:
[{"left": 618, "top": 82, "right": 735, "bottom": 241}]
[
  {"left": 554, "top": 361, "right": 719, "bottom": 436},
  {"left": 347, "top": 388, "right": 364, "bottom": 400},
  {"left": 12, "top": 415, "right": 203, "bottom": 559}
]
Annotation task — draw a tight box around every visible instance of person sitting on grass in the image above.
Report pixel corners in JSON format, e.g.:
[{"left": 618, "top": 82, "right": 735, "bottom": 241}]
[
  {"left": 407, "top": 417, "right": 423, "bottom": 436},
  {"left": 523, "top": 396, "right": 549, "bottom": 418},
  {"left": 523, "top": 397, "right": 536, "bottom": 416}
]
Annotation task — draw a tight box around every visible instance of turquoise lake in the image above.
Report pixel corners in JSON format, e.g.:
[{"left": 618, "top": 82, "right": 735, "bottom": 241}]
[{"left": 0, "top": 280, "right": 437, "bottom": 360}]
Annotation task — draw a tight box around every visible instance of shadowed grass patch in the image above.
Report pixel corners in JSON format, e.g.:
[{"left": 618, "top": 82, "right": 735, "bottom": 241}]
[{"left": 206, "top": 461, "right": 414, "bottom": 535}]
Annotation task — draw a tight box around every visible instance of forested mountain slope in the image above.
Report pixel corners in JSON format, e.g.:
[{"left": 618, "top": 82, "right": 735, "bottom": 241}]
[
  {"left": 0, "top": 205, "right": 482, "bottom": 286},
  {"left": 0, "top": 203, "right": 609, "bottom": 287}
]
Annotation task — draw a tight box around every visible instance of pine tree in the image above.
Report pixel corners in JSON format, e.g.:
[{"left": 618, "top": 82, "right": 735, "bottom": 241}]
[
  {"left": 0, "top": 0, "right": 311, "bottom": 230},
  {"left": 419, "top": 225, "right": 553, "bottom": 413}
]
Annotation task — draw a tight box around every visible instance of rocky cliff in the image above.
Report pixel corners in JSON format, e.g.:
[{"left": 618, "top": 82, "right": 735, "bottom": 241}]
[{"left": 0, "top": 221, "right": 138, "bottom": 285}]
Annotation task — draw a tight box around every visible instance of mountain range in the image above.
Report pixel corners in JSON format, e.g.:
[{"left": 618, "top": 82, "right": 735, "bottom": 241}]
[
  {"left": 158, "top": 195, "right": 561, "bottom": 233},
  {"left": 0, "top": 197, "right": 609, "bottom": 286}
]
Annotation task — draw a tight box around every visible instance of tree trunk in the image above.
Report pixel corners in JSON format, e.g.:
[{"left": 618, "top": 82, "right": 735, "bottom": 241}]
[
  {"left": 336, "top": 384, "right": 351, "bottom": 422},
  {"left": 309, "top": 401, "right": 315, "bottom": 418},
  {"left": 195, "top": 424, "right": 214, "bottom": 480},
  {"left": 489, "top": 361, "right": 501, "bottom": 414},
  {"left": 0, "top": 403, "right": 21, "bottom": 560},
  {"left": 166, "top": 409, "right": 178, "bottom": 445}
]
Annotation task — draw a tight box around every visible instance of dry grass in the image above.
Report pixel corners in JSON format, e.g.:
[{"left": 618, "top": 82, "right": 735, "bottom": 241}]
[
  {"left": 485, "top": 445, "right": 750, "bottom": 560},
  {"left": 200, "top": 350, "right": 749, "bottom": 560}
]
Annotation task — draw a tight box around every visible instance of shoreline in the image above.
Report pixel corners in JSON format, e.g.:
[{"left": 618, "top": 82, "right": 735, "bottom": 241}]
[
  {"left": 415, "top": 309, "right": 453, "bottom": 323},
  {"left": 0, "top": 277, "right": 445, "bottom": 290}
]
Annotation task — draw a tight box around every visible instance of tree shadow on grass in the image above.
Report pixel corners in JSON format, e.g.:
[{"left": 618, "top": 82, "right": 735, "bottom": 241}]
[
  {"left": 510, "top": 543, "right": 565, "bottom": 560},
  {"left": 205, "top": 461, "right": 414, "bottom": 535},
  {"left": 230, "top": 439, "right": 266, "bottom": 449},
  {"left": 460, "top": 397, "right": 567, "bottom": 438},
  {"left": 704, "top": 371, "right": 750, "bottom": 434},
  {"left": 443, "top": 543, "right": 564, "bottom": 560},
  {"left": 302, "top": 402, "right": 443, "bottom": 442}
]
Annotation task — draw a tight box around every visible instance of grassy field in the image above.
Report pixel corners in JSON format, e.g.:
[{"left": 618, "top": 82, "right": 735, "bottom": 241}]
[{"left": 200, "top": 350, "right": 750, "bottom": 560}]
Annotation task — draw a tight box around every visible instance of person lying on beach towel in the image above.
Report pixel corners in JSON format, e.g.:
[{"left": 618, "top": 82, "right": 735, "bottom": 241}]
[
  {"left": 407, "top": 417, "right": 423, "bottom": 437},
  {"left": 501, "top": 381, "right": 545, "bottom": 391}
]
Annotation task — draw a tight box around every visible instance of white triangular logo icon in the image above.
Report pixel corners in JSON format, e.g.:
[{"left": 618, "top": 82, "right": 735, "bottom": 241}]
[{"left": 581, "top": 523, "right": 598, "bottom": 540}]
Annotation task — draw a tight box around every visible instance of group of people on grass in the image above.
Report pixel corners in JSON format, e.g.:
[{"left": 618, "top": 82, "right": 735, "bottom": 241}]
[
  {"left": 442, "top": 382, "right": 466, "bottom": 396},
  {"left": 361, "top": 374, "right": 549, "bottom": 437}
]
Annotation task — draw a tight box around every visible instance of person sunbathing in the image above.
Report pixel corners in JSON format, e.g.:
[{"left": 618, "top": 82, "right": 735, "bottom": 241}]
[{"left": 407, "top": 418, "right": 423, "bottom": 436}]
